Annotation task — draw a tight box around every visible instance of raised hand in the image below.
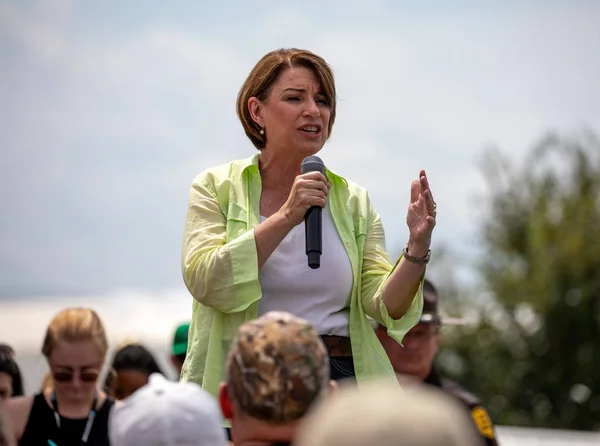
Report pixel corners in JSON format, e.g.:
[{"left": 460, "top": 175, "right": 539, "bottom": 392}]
[{"left": 406, "top": 170, "right": 437, "bottom": 255}]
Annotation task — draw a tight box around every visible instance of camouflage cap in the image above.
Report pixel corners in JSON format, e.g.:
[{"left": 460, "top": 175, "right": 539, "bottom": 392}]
[{"left": 225, "top": 311, "right": 329, "bottom": 423}]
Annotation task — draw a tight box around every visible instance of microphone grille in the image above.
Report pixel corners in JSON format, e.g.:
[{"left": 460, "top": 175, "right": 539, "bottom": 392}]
[{"left": 301, "top": 156, "right": 325, "bottom": 174}]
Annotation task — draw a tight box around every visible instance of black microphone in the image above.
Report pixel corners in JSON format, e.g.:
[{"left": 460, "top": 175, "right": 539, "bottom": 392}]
[{"left": 300, "top": 156, "right": 325, "bottom": 269}]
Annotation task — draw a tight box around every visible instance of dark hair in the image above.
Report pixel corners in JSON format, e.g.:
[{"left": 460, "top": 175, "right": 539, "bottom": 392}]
[
  {"left": 423, "top": 278, "right": 437, "bottom": 295},
  {"left": 110, "top": 343, "right": 164, "bottom": 376},
  {"left": 102, "top": 367, "right": 116, "bottom": 394},
  {"left": 0, "top": 345, "right": 14, "bottom": 357},
  {"left": 0, "top": 349, "right": 24, "bottom": 397},
  {"left": 236, "top": 48, "right": 337, "bottom": 150}
]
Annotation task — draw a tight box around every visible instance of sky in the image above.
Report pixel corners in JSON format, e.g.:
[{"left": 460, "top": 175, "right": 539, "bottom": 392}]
[{"left": 1, "top": 0, "right": 599, "bottom": 299}]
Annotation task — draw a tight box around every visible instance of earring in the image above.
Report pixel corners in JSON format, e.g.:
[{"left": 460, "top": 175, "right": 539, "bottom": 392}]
[{"left": 260, "top": 128, "right": 265, "bottom": 135}]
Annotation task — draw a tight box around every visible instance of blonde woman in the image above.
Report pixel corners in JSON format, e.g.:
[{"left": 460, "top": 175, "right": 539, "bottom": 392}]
[{"left": 5, "top": 307, "right": 114, "bottom": 446}]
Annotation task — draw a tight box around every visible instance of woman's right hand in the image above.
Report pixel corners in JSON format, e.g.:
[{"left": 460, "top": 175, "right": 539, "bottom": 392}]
[{"left": 278, "top": 172, "right": 331, "bottom": 226}]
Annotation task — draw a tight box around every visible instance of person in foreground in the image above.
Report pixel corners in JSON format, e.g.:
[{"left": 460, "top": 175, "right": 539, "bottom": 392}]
[
  {"left": 375, "top": 279, "right": 498, "bottom": 445},
  {"left": 109, "top": 373, "right": 227, "bottom": 446},
  {"left": 5, "top": 307, "right": 114, "bottom": 445},
  {"left": 181, "top": 47, "right": 437, "bottom": 396},
  {"left": 293, "top": 378, "right": 481, "bottom": 446},
  {"left": 219, "top": 311, "right": 334, "bottom": 446}
]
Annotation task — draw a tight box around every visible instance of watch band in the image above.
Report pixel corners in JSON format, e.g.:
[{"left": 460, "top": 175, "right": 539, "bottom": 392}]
[{"left": 403, "top": 243, "right": 431, "bottom": 265}]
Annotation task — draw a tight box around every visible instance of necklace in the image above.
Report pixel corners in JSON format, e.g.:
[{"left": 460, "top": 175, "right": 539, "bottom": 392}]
[{"left": 50, "top": 391, "right": 98, "bottom": 445}]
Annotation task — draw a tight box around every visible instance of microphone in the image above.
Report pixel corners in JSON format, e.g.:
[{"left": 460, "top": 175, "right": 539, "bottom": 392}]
[{"left": 300, "top": 156, "right": 325, "bottom": 269}]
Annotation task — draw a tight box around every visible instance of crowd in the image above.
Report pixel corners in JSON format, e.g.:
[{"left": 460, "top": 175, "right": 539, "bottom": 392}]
[{"left": 0, "top": 278, "right": 497, "bottom": 445}]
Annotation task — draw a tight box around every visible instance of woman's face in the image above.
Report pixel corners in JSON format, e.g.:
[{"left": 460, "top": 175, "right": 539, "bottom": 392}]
[
  {"left": 0, "top": 372, "right": 12, "bottom": 402},
  {"left": 252, "top": 66, "right": 331, "bottom": 158},
  {"left": 48, "top": 340, "right": 104, "bottom": 402},
  {"left": 110, "top": 370, "right": 149, "bottom": 401}
]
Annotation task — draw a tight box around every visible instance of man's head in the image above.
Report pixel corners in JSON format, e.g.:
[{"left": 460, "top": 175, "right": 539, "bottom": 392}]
[
  {"left": 294, "top": 379, "right": 481, "bottom": 446},
  {"left": 109, "top": 373, "right": 227, "bottom": 446},
  {"left": 219, "top": 311, "right": 331, "bottom": 443},
  {"left": 376, "top": 279, "right": 442, "bottom": 380},
  {"left": 170, "top": 322, "right": 189, "bottom": 377}
]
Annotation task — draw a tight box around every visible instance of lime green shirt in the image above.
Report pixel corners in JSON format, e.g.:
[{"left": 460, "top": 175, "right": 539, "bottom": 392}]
[{"left": 181, "top": 154, "right": 423, "bottom": 397}]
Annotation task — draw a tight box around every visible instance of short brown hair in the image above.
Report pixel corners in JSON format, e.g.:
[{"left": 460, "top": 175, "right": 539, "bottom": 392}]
[
  {"left": 42, "top": 307, "right": 108, "bottom": 359},
  {"left": 236, "top": 48, "right": 337, "bottom": 150}
]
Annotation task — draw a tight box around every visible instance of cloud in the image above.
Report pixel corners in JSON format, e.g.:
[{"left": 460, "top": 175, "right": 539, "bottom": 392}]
[
  {"left": 1, "top": 4, "right": 255, "bottom": 295},
  {"left": 1, "top": 1, "right": 599, "bottom": 295},
  {"left": 312, "top": 5, "right": 600, "bottom": 257}
]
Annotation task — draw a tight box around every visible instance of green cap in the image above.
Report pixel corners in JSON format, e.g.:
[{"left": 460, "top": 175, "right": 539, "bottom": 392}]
[{"left": 172, "top": 322, "right": 190, "bottom": 356}]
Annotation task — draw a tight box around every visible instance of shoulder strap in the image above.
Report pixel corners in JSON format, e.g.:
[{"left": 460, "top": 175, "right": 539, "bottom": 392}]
[
  {"left": 20, "top": 393, "right": 54, "bottom": 442},
  {"left": 30, "top": 392, "right": 52, "bottom": 415}
]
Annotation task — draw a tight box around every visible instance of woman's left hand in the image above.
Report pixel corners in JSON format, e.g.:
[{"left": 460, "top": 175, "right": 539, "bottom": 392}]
[{"left": 405, "top": 170, "right": 437, "bottom": 255}]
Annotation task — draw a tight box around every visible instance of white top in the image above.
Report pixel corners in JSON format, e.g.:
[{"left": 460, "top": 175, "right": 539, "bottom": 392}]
[{"left": 258, "top": 206, "right": 353, "bottom": 336}]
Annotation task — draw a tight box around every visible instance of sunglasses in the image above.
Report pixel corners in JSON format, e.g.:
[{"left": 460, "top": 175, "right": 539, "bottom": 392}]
[{"left": 52, "top": 368, "right": 100, "bottom": 383}]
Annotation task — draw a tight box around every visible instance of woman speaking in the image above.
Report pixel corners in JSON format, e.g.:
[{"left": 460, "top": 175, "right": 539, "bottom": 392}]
[{"left": 181, "top": 48, "right": 437, "bottom": 396}]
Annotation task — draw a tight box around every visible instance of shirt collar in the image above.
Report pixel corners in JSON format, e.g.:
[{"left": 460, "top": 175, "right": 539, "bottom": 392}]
[{"left": 241, "top": 152, "right": 348, "bottom": 187}]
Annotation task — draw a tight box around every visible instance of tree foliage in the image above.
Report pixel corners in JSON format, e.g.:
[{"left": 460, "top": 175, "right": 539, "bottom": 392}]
[{"left": 438, "top": 130, "right": 600, "bottom": 430}]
